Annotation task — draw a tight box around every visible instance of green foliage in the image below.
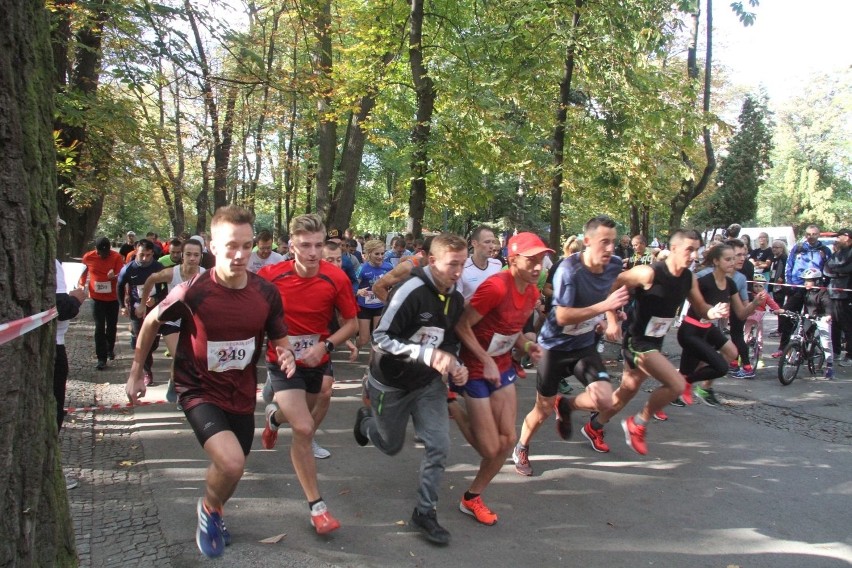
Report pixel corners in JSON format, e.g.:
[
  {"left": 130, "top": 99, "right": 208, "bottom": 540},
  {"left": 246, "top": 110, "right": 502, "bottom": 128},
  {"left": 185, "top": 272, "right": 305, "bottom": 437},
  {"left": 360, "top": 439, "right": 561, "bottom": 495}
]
[
  {"left": 691, "top": 93, "right": 773, "bottom": 229},
  {"left": 756, "top": 68, "right": 851, "bottom": 231}
]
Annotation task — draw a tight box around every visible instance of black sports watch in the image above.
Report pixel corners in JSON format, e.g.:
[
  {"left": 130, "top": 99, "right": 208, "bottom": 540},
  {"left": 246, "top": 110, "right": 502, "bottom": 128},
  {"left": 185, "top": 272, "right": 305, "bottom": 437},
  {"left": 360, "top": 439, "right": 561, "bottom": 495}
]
[{"left": 324, "top": 340, "right": 335, "bottom": 353}]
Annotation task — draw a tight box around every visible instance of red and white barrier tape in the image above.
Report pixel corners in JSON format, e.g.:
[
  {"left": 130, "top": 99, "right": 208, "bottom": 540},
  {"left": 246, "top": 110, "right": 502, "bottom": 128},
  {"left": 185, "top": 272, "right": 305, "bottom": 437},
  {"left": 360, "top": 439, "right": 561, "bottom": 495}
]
[
  {"left": 0, "top": 307, "right": 58, "bottom": 347},
  {"left": 749, "top": 280, "right": 852, "bottom": 292}
]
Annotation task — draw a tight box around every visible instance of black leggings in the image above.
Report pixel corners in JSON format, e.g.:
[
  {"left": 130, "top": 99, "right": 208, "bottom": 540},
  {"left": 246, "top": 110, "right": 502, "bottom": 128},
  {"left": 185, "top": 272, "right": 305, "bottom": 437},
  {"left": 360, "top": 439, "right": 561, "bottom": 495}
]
[
  {"left": 678, "top": 322, "right": 729, "bottom": 384},
  {"left": 729, "top": 312, "right": 750, "bottom": 367}
]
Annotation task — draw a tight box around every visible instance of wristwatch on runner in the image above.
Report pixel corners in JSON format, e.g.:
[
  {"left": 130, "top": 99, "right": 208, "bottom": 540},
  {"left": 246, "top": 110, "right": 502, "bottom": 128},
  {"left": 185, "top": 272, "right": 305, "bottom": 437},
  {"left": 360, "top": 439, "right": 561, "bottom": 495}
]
[{"left": 324, "top": 340, "right": 335, "bottom": 353}]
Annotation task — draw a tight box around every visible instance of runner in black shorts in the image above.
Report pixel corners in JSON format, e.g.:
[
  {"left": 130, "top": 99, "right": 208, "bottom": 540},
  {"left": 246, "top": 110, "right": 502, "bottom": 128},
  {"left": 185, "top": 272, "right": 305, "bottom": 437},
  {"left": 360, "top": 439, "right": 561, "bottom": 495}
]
[
  {"left": 677, "top": 244, "right": 763, "bottom": 407},
  {"left": 513, "top": 216, "right": 629, "bottom": 473},
  {"left": 257, "top": 214, "right": 358, "bottom": 535},
  {"left": 125, "top": 205, "right": 296, "bottom": 559},
  {"left": 598, "top": 230, "right": 729, "bottom": 456}
]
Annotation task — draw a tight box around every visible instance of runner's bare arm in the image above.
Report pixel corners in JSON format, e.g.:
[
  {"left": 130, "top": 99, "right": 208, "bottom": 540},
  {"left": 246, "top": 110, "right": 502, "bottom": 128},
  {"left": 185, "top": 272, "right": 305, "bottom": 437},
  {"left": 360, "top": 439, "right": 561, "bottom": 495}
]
[{"left": 373, "top": 261, "right": 413, "bottom": 302}]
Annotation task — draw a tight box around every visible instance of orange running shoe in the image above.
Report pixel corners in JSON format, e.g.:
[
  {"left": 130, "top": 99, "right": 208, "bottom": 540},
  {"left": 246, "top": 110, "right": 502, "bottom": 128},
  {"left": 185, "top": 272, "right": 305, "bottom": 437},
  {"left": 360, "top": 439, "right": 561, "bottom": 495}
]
[{"left": 459, "top": 495, "right": 498, "bottom": 525}]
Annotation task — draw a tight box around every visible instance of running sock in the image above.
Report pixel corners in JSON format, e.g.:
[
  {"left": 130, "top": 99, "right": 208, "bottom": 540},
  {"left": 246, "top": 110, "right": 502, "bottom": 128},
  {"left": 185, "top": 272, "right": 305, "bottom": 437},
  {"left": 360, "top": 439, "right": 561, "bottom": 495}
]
[
  {"left": 464, "top": 491, "right": 479, "bottom": 501},
  {"left": 634, "top": 414, "right": 648, "bottom": 427},
  {"left": 308, "top": 498, "right": 324, "bottom": 512},
  {"left": 590, "top": 416, "right": 604, "bottom": 430},
  {"left": 516, "top": 443, "right": 528, "bottom": 451}
]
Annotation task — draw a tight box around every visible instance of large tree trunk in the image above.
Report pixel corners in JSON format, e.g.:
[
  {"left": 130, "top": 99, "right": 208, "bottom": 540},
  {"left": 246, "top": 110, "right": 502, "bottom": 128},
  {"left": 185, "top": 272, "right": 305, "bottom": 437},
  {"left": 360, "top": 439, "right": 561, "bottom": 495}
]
[
  {"left": 668, "top": 0, "right": 716, "bottom": 233},
  {"left": 312, "top": 0, "right": 335, "bottom": 218},
  {"left": 548, "top": 1, "right": 583, "bottom": 250},
  {"left": 0, "top": 0, "right": 76, "bottom": 565},
  {"left": 406, "top": 0, "right": 435, "bottom": 239},
  {"left": 329, "top": 51, "right": 395, "bottom": 232}
]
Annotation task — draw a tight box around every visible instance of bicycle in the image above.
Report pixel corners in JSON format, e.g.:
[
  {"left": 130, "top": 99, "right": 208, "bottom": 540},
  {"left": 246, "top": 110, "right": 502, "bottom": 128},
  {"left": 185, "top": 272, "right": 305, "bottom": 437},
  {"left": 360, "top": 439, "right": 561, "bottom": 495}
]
[{"left": 777, "top": 312, "right": 826, "bottom": 385}]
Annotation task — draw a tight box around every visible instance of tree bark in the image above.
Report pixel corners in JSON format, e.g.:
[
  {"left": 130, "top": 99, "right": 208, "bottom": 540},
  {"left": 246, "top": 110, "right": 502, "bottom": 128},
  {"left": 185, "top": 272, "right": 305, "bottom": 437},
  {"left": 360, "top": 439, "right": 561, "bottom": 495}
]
[
  {"left": 0, "top": 0, "right": 76, "bottom": 564},
  {"left": 548, "top": 1, "right": 583, "bottom": 250},
  {"left": 406, "top": 0, "right": 436, "bottom": 239}
]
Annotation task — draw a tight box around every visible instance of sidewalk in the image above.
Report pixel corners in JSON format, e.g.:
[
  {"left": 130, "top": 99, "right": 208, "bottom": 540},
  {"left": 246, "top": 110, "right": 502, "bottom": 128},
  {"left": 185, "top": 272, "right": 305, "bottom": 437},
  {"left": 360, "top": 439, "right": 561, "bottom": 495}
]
[{"left": 60, "top": 305, "right": 852, "bottom": 567}]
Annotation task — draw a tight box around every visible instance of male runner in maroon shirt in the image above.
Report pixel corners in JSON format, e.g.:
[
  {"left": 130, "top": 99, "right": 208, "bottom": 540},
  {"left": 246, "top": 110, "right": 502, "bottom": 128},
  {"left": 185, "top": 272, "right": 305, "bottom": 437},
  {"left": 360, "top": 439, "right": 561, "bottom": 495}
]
[{"left": 126, "top": 205, "right": 296, "bottom": 558}]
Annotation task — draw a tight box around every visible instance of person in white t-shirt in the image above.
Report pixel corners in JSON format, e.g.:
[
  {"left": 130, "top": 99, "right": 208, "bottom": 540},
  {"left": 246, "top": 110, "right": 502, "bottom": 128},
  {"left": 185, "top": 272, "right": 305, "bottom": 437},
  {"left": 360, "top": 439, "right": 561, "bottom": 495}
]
[
  {"left": 248, "top": 230, "right": 283, "bottom": 273},
  {"left": 460, "top": 225, "right": 502, "bottom": 301}
]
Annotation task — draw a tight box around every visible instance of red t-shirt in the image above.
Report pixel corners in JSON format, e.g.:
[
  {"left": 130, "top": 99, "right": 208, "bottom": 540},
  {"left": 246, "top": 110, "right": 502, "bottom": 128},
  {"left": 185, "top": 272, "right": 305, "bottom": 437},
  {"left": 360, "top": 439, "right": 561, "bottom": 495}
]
[
  {"left": 460, "top": 271, "right": 539, "bottom": 378},
  {"left": 158, "top": 270, "right": 288, "bottom": 414},
  {"left": 258, "top": 259, "right": 358, "bottom": 367},
  {"left": 80, "top": 250, "right": 126, "bottom": 301}
]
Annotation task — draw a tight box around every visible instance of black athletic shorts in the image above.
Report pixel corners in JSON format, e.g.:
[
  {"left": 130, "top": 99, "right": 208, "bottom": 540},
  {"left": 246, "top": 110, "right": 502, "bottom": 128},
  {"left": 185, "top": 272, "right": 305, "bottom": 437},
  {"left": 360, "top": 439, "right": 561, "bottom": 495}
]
[
  {"left": 185, "top": 403, "right": 254, "bottom": 456},
  {"left": 537, "top": 344, "right": 610, "bottom": 397}
]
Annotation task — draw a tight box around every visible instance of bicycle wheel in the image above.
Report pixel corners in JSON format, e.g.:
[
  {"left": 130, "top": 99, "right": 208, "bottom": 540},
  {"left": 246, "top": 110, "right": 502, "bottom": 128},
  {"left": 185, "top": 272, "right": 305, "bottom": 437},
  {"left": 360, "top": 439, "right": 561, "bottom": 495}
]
[
  {"left": 808, "top": 342, "right": 825, "bottom": 374},
  {"left": 778, "top": 342, "right": 802, "bottom": 385}
]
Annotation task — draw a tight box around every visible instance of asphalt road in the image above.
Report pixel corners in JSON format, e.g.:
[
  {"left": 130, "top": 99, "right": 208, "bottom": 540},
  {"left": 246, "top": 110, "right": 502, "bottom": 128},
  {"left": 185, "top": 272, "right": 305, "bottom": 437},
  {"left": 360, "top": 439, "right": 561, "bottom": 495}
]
[{"left": 134, "top": 339, "right": 852, "bottom": 567}]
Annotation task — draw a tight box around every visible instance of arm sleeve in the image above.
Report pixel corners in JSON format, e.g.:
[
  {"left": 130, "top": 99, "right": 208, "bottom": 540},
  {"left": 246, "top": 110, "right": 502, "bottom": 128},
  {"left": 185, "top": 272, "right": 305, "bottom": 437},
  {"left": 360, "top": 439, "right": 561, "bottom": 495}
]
[
  {"left": 785, "top": 246, "right": 796, "bottom": 283},
  {"left": 372, "top": 281, "right": 434, "bottom": 368},
  {"left": 116, "top": 264, "right": 129, "bottom": 306}
]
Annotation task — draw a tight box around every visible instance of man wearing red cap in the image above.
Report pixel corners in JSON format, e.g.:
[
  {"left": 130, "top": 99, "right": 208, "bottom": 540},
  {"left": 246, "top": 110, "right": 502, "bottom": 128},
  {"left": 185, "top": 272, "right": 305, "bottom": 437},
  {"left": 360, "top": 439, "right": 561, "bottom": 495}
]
[
  {"left": 513, "top": 216, "right": 630, "bottom": 475},
  {"left": 453, "top": 232, "right": 549, "bottom": 524}
]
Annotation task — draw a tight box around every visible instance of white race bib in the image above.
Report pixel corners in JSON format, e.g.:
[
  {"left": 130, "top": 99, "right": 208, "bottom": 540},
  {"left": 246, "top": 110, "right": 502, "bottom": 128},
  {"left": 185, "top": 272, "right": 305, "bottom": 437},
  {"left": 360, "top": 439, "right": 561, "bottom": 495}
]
[
  {"left": 486, "top": 332, "right": 520, "bottom": 356},
  {"left": 411, "top": 326, "right": 444, "bottom": 348},
  {"left": 365, "top": 291, "right": 381, "bottom": 305},
  {"left": 207, "top": 337, "right": 255, "bottom": 372},
  {"left": 287, "top": 334, "right": 320, "bottom": 361},
  {"left": 563, "top": 315, "right": 603, "bottom": 336},
  {"left": 94, "top": 281, "right": 112, "bottom": 294},
  {"left": 644, "top": 316, "right": 674, "bottom": 338}
]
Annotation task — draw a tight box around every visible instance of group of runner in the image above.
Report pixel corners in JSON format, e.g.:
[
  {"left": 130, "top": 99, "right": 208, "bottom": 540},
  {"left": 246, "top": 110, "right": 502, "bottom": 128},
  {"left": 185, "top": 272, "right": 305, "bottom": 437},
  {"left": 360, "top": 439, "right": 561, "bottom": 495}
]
[{"left": 96, "top": 206, "right": 837, "bottom": 558}]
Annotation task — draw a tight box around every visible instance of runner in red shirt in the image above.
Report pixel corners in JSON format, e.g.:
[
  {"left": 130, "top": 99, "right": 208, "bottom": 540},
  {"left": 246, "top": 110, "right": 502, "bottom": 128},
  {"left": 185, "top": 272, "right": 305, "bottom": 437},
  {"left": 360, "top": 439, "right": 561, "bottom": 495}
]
[
  {"left": 125, "top": 205, "right": 296, "bottom": 559},
  {"left": 257, "top": 213, "right": 358, "bottom": 535},
  {"left": 453, "top": 233, "right": 550, "bottom": 525},
  {"left": 79, "top": 236, "right": 125, "bottom": 369}
]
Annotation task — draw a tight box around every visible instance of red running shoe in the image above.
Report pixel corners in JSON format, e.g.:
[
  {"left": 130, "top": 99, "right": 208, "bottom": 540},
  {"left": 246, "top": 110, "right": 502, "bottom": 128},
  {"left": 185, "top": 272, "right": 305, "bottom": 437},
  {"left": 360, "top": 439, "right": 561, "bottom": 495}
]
[
  {"left": 580, "top": 422, "right": 610, "bottom": 453},
  {"left": 310, "top": 501, "right": 340, "bottom": 535},
  {"left": 554, "top": 395, "right": 572, "bottom": 440},
  {"left": 653, "top": 410, "right": 668, "bottom": 421},
  {"left": 622, "top": 416, "right": 647, "bottom": 455},
  {"left": 262, "top": 403, "right": 279, "bottom": 450},
  {"left": 681, "top": 381, "right": 693, "bottom": 406}
]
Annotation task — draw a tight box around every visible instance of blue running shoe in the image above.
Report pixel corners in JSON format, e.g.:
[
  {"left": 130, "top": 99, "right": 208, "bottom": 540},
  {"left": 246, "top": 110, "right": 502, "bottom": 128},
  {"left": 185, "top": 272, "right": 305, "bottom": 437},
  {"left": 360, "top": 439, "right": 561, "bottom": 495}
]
[{"left": 196, "top": 498, "right": 225, "bottom": 558}]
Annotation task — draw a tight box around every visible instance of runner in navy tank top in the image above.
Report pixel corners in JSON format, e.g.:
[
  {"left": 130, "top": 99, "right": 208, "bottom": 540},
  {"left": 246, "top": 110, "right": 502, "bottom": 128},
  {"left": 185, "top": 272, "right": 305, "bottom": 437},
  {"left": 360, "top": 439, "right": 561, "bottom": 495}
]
[{"left": 595, "top": 230, "right": 730, "bottom": 456}]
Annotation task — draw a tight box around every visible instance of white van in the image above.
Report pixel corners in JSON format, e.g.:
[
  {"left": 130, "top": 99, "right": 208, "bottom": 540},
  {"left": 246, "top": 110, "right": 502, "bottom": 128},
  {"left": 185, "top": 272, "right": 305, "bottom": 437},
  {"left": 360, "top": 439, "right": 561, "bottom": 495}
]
[{"left": 738, "top": 226, "right": 796, "bottom": 248}]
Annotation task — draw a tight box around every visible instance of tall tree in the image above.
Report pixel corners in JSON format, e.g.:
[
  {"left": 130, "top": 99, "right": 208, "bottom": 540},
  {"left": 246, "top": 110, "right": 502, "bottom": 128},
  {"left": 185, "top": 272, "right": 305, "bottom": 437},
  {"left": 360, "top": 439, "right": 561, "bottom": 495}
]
[
  {"left": 406, "top": 0, "right": 436, "bottom": 238},
  {"left": 696, "top": 93, "right": 773, "bottom": 227},
  {"left": 1, "top": 0, "right": 76, "bottom": 564},
  {"left": 547, "top": 0, "right": 583, "bottom": 250},
  {"left": 52, "top": 0, "right": 112, "bottom": 257}
]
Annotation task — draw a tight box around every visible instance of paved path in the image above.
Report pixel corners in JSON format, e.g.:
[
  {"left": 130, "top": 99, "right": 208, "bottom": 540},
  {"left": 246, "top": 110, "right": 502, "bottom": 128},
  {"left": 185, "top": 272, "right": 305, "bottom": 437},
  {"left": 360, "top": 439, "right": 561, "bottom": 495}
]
[{"left": 60, "top": 305, "right": 852, "bottom": 567}]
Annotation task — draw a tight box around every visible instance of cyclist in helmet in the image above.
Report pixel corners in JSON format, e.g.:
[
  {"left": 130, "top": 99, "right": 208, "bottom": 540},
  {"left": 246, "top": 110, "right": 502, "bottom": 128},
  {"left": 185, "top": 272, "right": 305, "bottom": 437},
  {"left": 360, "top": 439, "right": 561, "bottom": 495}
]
[{"left": 800, "top": 268, "right": 835, "bottom": 379}]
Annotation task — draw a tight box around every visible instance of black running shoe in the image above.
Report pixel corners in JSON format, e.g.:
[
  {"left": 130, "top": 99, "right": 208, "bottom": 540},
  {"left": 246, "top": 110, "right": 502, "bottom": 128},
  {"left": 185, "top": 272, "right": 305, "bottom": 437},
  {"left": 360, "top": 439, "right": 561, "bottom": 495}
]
[
  {"left": 411, "top": 508, "right": 450, "bottom": 545},
  {"left": 354, "top": 406, "right": 371, "bottom": 446}
]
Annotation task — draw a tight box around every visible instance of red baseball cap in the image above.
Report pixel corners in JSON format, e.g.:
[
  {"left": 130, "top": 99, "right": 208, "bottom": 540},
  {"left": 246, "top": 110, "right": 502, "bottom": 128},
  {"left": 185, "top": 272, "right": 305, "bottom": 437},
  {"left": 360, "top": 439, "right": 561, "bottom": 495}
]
[{"left": 507, "top": 232, "right": 554, "bottom": 257}]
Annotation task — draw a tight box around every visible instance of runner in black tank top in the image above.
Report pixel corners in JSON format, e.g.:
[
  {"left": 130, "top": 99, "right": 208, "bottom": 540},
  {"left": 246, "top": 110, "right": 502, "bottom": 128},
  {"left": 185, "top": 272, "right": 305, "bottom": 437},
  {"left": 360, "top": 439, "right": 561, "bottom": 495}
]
[{"left": 595, "top": 230, "right": 730, "bottom": 456}]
